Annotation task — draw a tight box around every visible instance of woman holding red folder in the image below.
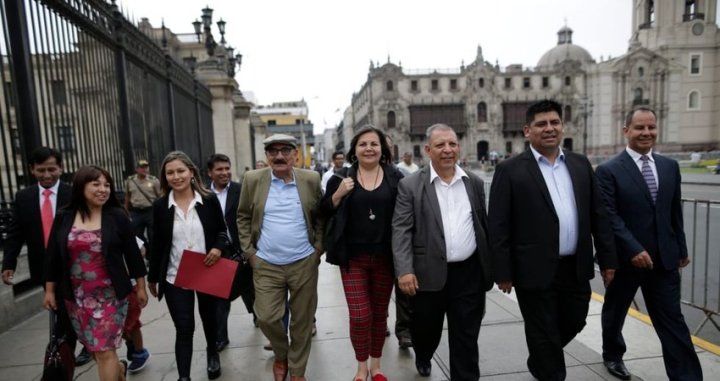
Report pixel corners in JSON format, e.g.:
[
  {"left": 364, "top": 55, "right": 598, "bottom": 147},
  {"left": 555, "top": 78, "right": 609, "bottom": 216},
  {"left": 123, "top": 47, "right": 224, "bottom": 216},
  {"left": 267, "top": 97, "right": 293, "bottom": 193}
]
[{"left": 147, "top": 151, "right": 228, "bottom": 381}]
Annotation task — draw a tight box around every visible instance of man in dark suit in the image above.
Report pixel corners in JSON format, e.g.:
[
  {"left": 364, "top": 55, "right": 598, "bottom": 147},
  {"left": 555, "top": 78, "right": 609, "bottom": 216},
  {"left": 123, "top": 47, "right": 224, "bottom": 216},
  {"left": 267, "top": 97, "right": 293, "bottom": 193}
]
[
  {"left": 206, "top": 153, "right": 255, "bottom": 353},
  {"left": 1, "top": 146, "right": 91, "bottom": 366},
  {"left": 596, "top": 107, "right": 703, "bottom": 380},
  {"left": 488, "top": 100, "right": 617, "bottom": 380},
  {"left": 393, "top": 124, "right": 493, "bottom": 380}
]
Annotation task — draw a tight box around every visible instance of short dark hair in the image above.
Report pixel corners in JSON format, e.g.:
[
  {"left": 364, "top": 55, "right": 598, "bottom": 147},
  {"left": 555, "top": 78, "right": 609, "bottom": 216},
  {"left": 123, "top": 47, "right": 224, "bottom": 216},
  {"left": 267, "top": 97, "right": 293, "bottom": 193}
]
[
  {"left": 331, "top": 151, "right": 345, "bottom": 160},
  {"left": 207, "top": 153, "right": 231, "bottom": 170},
  {"left": 30, "top": 146, "right": 62, "bottom": 166},
  {"left": 68, "top": 165, "right": 122, "bottom": 221},
  {"left": 346, "top": 125, "right": 392, "bottom": 166},
  {"left": 526, "top": 100, "right": 563, "bottom": 125},
  {"left": 624, "top": 107, "right": 657, "bottom": 127}
]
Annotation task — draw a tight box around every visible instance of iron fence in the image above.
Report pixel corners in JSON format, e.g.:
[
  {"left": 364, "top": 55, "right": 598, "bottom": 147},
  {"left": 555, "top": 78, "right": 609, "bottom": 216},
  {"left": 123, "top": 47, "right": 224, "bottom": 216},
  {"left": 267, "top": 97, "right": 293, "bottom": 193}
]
[{"left": 0, "top": 0, "right": 213, "bottom": 207}]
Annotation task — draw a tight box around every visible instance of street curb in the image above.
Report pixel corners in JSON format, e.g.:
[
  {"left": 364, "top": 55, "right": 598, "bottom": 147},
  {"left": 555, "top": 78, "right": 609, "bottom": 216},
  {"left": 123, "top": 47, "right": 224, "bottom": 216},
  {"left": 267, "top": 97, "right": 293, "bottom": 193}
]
[{"left": 590, "top": 292, "right": 720, "bottom": 356}]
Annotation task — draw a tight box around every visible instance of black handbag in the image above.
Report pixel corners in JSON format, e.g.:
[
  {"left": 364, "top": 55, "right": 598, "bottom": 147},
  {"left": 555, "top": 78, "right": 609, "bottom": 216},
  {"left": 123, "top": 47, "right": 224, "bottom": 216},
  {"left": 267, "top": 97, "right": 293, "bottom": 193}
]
[
  {"left": 41, "top": 310, "right": 75, "bottom": 381},
  {"left": 226, "top": 245, "right": 252, "bottom": 301}
]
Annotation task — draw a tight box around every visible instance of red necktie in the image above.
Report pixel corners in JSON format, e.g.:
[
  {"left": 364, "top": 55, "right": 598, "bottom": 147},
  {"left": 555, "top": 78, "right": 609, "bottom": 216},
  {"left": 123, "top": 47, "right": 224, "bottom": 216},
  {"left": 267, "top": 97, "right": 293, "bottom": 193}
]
[{"left": 41, "top": 189, "right": 53, "bottom": 248}]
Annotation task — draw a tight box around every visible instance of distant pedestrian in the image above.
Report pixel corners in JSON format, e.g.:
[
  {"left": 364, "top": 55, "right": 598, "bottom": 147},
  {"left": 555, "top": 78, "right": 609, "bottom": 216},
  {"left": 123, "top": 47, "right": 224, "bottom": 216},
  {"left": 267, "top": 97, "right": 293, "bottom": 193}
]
[
  {"left": 322, "top": 126, "right": 403, "bottom": 381},
  {"left": 396, "top": 152, "right": 419, "bottom": 175},
  {"left": 124, "top": 159, "right": 161, "bottom": 253}
]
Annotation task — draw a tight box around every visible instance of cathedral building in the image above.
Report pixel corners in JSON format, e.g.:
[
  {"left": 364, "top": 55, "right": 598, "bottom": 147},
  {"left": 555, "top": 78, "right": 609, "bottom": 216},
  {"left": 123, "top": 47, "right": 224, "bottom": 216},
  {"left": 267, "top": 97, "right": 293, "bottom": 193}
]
[{"left": 344, "top": 0, "right": 719, "bottom": 163}]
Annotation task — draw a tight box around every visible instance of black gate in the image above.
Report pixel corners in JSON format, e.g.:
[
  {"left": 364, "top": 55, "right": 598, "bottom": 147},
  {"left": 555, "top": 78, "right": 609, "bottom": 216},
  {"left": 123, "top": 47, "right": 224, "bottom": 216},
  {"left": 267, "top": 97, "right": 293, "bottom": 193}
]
[{"left": 0, "top": 0, "right": 214, "bottom": 208}]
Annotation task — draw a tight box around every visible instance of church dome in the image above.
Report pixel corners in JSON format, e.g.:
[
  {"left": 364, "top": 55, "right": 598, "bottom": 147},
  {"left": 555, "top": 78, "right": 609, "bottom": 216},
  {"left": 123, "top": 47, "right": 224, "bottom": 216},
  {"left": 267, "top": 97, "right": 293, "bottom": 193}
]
[{"left": 537, "top": 26, "right": 594, "bottom": 68}]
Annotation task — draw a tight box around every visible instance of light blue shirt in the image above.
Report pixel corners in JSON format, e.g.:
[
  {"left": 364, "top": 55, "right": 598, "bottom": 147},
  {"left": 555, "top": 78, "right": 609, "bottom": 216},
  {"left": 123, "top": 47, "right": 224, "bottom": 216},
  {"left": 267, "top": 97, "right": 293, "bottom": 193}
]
[
  {"left": 530, "top": 146, "right": 579, "bottom": 256},
  {"left": 257, "top": 171, "right": 315, "bottom": 265}
]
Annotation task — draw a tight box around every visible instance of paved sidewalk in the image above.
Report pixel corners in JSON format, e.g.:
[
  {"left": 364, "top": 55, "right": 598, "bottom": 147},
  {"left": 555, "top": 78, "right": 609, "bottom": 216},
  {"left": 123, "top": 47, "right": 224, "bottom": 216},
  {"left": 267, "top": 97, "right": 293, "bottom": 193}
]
[{"left": 1, "top": 261, "right": 718, "bottom": 380}]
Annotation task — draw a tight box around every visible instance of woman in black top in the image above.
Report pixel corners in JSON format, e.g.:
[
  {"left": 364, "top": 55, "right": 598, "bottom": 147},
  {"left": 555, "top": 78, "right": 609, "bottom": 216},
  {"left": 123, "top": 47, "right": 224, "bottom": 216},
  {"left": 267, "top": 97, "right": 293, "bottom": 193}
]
[{"left": 321, "top": 125, "right": 403, "bottom": 381}]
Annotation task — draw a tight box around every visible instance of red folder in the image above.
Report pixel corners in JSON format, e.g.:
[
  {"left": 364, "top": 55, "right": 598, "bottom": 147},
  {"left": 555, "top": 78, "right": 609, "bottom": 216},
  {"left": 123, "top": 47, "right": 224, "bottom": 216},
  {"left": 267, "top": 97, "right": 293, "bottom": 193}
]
[{"left": 174, "top": 250, "right": 238, "bottom": 299}]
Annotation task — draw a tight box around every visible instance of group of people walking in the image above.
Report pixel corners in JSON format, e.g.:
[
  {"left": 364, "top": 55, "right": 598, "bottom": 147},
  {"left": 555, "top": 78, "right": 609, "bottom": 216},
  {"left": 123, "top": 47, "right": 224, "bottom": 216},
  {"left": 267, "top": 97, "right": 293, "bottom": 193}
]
[{"left": 1, "top": 99, "right": 704, "bottom": 381}]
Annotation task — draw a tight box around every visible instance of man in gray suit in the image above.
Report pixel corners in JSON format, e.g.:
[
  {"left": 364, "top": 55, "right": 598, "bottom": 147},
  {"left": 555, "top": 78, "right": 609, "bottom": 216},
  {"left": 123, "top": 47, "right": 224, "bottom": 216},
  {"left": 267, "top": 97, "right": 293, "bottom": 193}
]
[{"left": 392, "top": 124, "right": 493, "bottom": 380}]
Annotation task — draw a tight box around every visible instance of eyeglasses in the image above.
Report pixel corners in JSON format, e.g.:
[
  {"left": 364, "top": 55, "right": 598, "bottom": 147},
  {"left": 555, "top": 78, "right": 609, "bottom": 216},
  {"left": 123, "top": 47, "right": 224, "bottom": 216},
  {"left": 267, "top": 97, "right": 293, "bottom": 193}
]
[{"left": 266, "top": 147, "right": 294, "bottom": 156}]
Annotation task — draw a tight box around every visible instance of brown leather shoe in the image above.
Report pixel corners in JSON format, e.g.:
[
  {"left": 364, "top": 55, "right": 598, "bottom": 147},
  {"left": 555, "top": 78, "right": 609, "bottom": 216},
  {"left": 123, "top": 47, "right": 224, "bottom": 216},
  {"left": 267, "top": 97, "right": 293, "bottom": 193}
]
[{"left": 273, "top": 359, "right": 289, "bottom": 381}]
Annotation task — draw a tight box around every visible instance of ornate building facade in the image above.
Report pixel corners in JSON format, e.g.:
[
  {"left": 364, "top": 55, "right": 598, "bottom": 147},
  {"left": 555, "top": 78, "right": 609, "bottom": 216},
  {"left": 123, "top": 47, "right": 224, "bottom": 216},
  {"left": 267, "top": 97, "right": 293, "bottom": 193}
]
[{"left": 344, "top": 0, "right": 719, "bottom": 163}]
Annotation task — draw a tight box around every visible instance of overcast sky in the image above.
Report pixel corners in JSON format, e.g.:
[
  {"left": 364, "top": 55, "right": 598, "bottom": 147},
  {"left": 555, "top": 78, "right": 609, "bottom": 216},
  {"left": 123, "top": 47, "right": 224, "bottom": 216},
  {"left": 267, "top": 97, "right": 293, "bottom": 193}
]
[{"left": 119, "top": 0, "right": 635, "bottom": 134}]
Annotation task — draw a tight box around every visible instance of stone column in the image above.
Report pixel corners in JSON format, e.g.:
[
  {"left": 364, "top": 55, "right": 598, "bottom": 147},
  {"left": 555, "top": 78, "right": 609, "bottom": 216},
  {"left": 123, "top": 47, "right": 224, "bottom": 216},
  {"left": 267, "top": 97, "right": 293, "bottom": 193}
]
[
  {"left": 232, "top": 91, "right": 253, "bottom": 176},
  {"left": 195, "top": 60, "right": 238, "bottom": 165}
]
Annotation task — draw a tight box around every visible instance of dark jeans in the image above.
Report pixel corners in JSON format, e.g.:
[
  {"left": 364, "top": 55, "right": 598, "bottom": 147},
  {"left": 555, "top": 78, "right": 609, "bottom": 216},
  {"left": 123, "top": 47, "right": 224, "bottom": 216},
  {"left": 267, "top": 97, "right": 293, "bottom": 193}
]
[
  {"left": 394, "top": 281, "right": 412, "bottom": 339},
  {"left": 130, "top": 208, "right": 153, "bottom": 256},
  {"left": 164, "top": 281, "right": 219, "bottom": 378}
]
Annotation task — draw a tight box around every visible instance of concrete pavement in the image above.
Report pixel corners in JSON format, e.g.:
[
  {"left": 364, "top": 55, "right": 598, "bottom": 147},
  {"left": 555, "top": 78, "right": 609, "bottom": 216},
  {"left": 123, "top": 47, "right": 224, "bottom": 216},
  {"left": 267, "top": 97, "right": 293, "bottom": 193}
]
[{"left": 1, "top": 261, "right": 719, "bottom": 380}]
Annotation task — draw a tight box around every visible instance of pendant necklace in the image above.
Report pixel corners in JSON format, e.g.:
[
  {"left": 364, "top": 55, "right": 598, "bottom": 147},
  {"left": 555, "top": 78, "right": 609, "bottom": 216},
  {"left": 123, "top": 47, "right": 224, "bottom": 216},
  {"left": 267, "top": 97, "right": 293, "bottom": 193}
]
[{"left": 359, "top": 167, "right": 380, "bottom": 221}]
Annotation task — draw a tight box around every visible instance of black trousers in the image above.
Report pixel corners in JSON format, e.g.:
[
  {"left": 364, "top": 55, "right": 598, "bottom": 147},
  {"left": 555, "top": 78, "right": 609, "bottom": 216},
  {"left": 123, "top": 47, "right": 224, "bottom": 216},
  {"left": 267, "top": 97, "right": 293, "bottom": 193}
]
[
  {"left": 164, "top": 281, "right": 218, "bottom": 378},
  {"left": 602, "top": 266, "right": 702, "bottom": 381},
  {"left": 394, "top": 280, "right": 412, "bottom": 339},
  {"left": 515, "top": 257, "right": 591, "bottom": 381},
  {"left": 129, "top": 208, "right": 153, "bottom": 256},
  {"left": 411, "top": 255, "right": 485, "bottom": 381}
]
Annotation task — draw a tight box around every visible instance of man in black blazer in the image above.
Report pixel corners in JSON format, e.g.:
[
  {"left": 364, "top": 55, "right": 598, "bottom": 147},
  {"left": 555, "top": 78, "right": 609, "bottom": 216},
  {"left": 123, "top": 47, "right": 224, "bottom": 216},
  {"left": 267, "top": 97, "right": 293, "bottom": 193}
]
[
  {"left": 206, "top": 154, "right": 255, "bottom": 353},
  {"left": 488, "top": 100, "right": 617, "bottom": 380},
  {"left": 596, "top": 108, "right": 703, "bottom": 380},
  {"left": 393, "top": 124, "right": 493, "bottom": 380},
  {"left": 1, "top": 146, "right": 91, "bottom": 366}
]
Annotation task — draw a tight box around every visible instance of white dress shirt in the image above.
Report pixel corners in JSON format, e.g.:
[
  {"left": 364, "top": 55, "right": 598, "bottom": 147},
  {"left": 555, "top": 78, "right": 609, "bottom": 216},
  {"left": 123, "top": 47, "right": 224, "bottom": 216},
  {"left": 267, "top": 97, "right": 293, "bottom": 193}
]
[
  {"left": 530, "top": 146, "right": 579, "bottom": 256},
  {"left": 626, "top": 147, "right": 659, "bottom": 191},
  {"left": 429, "top": 164, "right": 476, "bottom": 262},
  {"left": 166, "top": 190, "right": 206, "bottom": 284},
  {"left": 38, "top": 181, "right": 61, "bottom": 216}
]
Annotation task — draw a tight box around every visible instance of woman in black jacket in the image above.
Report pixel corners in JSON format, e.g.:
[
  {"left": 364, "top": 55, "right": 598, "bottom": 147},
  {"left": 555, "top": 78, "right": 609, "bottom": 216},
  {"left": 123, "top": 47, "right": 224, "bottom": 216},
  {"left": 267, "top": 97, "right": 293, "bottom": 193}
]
[
  {"left": 147, "top": 151, "right": 228, "bottom": 381},
  {"left": 44, "top": 165, "right": 147, "bottom": 381},
  {"left": 321, "top": 125, "right": 403, "bottom": 381}
]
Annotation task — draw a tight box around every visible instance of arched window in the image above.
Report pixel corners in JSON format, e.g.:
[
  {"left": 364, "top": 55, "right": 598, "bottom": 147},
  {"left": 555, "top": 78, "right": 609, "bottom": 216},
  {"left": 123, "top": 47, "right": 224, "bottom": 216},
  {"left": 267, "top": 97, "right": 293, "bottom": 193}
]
[
  {"left": 688, "top": 90, "right": 700, "bottom": 110},
  {"left": 564, "top": 105, "right": 572, "bottom": 122},
  {"left": 477, "top": 102, "right": 487, "bottom": 123},
  {"left": 634, "top": 88, "right": 644, "bottom": 102},
  {"left": 638, "top": 67, "right": 645, "bottom": 77},
  {"left": 564, "top": 76, "right": 571, "bottom": 86},
  {"left": 386, "top": 80, "right": 394, "bottom": 91},
  {"left": 387, "top": 111, "right": 396, "bottom": 128}
]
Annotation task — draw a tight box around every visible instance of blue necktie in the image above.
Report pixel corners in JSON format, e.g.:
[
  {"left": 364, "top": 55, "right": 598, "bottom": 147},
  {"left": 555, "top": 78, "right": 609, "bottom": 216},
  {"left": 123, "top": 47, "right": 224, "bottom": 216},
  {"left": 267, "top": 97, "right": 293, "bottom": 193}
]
[{"left": 641, "top": 155, "right": 657, "bottom": 203}]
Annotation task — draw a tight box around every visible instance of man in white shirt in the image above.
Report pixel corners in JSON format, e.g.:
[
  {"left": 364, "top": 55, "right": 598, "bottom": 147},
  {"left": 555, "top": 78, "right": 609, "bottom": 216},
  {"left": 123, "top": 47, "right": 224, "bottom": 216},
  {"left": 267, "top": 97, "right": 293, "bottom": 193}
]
[
  {"left": 392, "top": 125, "right": 492, "bottom": 380},
  {"left": 396, "top": 152, "right": 419, "bottom": 175},
  {"left": 320, "top": 151, "right": 346, "bottom": 194}
]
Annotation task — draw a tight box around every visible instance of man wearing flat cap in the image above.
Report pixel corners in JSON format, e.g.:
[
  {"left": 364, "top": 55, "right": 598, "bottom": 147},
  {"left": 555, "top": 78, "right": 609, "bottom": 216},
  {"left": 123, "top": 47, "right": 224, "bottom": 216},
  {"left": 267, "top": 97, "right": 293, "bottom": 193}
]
[
  {"left": 237, "top": 134, "right": 324, "bottom": 381},
  {"left": 125, "top": 159, "right": 161, "bottom": 255}
]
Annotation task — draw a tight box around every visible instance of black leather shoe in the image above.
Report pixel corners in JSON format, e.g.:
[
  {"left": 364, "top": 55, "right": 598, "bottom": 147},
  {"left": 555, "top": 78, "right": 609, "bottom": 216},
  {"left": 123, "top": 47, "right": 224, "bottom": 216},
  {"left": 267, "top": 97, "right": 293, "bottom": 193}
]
[
  {"left": 604, "top": 360, "right": 631, "bottom": 380},
  {"left": 415, "top": 360, "right": 431, "bottom": 377},
  {"left": 178, "top": 378, "right": 191, "bottom": 381},
  {"left": 398, "top": 336, "right": 413, "bottom": 349},
  {"left": 216, "top": 339, "right": 229, "bottom": 352},
  {"left": 207, "top": 353, "right": 221, "bottom": 380},
  {"left": 75, "top": 347, "right": 92, "bottom": 366}
]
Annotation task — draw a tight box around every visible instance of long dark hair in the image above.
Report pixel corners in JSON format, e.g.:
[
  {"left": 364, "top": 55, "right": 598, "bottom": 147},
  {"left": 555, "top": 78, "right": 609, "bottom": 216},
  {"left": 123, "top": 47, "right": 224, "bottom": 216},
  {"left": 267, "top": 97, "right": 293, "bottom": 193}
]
[
  {"left": 346, "top": 125, "right": 392, "bottom": 167},
  {"left": 68, "top": 165, "right": 122, "bottom": 221},
  {"left": 159, "top": 151, "right": 209, "bottom": 196}
]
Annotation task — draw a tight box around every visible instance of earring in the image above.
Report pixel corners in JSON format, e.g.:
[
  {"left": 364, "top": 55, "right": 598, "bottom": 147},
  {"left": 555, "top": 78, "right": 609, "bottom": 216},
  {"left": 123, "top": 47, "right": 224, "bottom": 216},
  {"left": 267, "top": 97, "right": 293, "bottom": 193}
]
[{"left": 191, "top": 177, "right": 196, "bottom": 185}]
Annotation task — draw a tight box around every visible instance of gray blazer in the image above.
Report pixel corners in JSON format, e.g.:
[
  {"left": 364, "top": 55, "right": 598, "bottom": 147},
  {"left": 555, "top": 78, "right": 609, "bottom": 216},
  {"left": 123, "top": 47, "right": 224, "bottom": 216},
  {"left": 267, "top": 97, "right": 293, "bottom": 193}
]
[{"left": 392, "top": 166, "right": 493, "bottom": 292}]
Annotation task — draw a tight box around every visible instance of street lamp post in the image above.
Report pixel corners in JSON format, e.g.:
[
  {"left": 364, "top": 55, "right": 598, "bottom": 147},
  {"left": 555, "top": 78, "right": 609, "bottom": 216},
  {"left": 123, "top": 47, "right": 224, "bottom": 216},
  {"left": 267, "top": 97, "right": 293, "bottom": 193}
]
[{"left": 188, "top": 7, "right": 242, "bottom": 78}]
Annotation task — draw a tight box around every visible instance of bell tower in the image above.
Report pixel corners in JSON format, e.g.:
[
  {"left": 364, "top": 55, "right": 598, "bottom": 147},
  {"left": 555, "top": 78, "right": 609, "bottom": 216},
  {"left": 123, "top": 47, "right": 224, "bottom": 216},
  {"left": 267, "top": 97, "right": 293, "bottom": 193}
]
[{"left": 631, "top": 0, "right": 718, "bottom": 50}]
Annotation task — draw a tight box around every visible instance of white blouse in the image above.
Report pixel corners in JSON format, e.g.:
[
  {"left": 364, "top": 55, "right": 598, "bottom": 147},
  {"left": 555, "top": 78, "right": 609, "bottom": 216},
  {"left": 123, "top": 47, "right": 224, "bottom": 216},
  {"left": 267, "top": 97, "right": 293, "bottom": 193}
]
[{"left": 165, "top": 191, "right": 207, "bottom": 284}]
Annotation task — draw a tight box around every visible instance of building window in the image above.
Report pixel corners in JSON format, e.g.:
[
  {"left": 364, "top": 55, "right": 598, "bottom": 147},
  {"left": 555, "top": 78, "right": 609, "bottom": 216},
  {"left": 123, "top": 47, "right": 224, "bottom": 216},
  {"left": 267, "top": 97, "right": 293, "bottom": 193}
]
[
  {"left": 267, "top": 120, "right": 277, "bottom": 126},
  {"left": 542, "top": 77, "right": 549, "bottom": 88},
  {"left": 644, "top": 0, "right": 655, "bottom": 27},
  {"left": 57, "top": 126, "right": 75, "bottom": 152},
  {"left": 477, "top": 102, "right": 487, "bottom": 123},
  {"left": 386, "top": 80, "right": 394, "bottom": 91},
  {"left": 478, "top": 78, "right": 485, "bottom": 88},
  {"left": 504, "top": 78, "right": 512, "bottom": 89},
  {"left": 684, "top": 0, "right": 704, "bottom": 21},
  {"left": 413, "top": 145, "right": 421, "bottom": 159},
  {"left": 450, "top": 79, "right": 457, "bottom": 90},
  {"left": 688, "top": 90, "right": 700, "bottom": 110},
  {"left": 411, "top": 80, "right": 418, "bottom": 91},
  {"left": 387, "top": 111, "right": 396, "bottom": 128},
  {"left": 522, "top": 77, "right": 531, "bottom": 89},
  {"left": 564, "top": 105, "right": 572, "bottom": 122},
  {"left": 690, "top": 53, "right": 701, "bottom": 75},
  {"left": 564, "top": 76, "right": 571, "bottom": 86},
  {"left": 51, "top": 80, "right": 67, "bottom": 105},
  {"left": 633, "top": 88, "right": 644, "bottom": 105},
  {"left": 10, "top": 128, "right": 21, "bottom": 151},
  {"left": 638, "top": 67, "right": 645, "bottom": 77},
  {"left": 505, "top": 141, "right": 512, "bottom": 155},
  {"left": 431, "top": 79, "right": 439, "bottom": 91}
]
